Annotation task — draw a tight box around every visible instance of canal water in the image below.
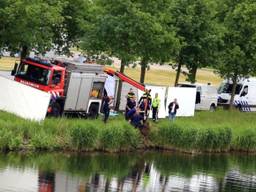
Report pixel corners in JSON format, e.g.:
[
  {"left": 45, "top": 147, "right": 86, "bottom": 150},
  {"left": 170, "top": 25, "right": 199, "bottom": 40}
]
[{"left": 0, "top": 152, "right": 255, "bottom": 192}]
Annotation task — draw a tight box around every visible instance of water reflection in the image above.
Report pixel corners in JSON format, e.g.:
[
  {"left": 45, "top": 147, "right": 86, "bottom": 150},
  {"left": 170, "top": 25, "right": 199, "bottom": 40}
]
[{"left": 0, "top": 152, "right": 255, "bottom": 192}]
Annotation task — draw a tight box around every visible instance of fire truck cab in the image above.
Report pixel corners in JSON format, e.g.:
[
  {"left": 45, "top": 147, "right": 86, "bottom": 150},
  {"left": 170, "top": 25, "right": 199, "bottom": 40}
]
[{"left": 12, "top": 57, "right": 107, "bottom": 117}]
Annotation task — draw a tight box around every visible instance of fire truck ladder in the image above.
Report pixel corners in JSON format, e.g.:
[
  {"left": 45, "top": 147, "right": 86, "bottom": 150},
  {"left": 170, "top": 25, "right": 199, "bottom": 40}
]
[{"left": 104, "top": 68, "right": 145, "bottom": 91}]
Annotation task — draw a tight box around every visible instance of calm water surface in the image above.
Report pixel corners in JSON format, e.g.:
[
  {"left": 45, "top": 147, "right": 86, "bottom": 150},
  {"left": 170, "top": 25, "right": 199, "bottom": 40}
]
[{"left": 0, "top": 152, "right": 255, "bottom": 192}]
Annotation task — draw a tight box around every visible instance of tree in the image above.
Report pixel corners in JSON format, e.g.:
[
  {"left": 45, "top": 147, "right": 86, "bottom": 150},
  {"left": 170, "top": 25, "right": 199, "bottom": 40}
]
[
  {"left": 132, "top": 0, "right": 180, "bottom": 84},
  {"left": 81, "top": 0, "right": 179, "bottom": 109},
  {"left": 216, "top": 0, "right": 256, "bottom": 108},
  {"left": 53, "top": 0, "right": 93, "bottom": 54},
  {"left": 171, "top": 0, "right": 221, "bottom": 85},
  {"left": 81, "top": 0, "right": 140, "bottom": 110},
  {"left": 0, "top": 1, "right": 6, "bottom": 51},
  {"left": 1, "top": 0, "right": 64, "bottom": 59}
]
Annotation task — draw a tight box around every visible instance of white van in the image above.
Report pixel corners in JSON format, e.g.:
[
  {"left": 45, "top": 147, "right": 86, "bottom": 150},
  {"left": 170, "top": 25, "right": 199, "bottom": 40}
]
[
  {"left": 178, "top": 83, "right": 218, "bottom": 111},
  {"left": 218, "top": 78, "right": 256, "bottom": 111}
]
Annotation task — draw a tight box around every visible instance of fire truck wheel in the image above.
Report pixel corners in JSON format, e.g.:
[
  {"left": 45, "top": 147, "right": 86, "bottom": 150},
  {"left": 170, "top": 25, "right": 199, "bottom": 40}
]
[
  {"left": 88, "top": 103, "right": 99, "bottom": 119},
  {"left": 51, "top": 103, "right": 61, "bottom": 117}
]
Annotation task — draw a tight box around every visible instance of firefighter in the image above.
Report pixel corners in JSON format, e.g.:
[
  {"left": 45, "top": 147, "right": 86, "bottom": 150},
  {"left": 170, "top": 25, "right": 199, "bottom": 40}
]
[
  {"left": 129, "top": 107, "right": 144, "bottom": 129},
  {"left": 138, "top": 89, "right": 152, "bottom": 121},
  {"left": 102, "top": 95, "right": 113, "bottom": 123},
  {"left": 152, "top": 93, "right": 160, "bottom": 121},
  {"left": 127, "top": 88, "right": 135, "bottom": 102},
  {"left": 125, "top": 95, "right": 136, "bottom": 120}
]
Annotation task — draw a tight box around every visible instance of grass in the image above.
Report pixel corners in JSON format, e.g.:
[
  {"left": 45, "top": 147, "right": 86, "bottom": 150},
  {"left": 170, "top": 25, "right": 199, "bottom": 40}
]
[
  {"left": 0, "top": 111, "right": 141, "bottom": 152},
  {"left": 0, "top": 56, "right": 222, "bottom": 85},
  {"left": 124, "top": 67, "right": 222, "bottom": 86},
  {"left": 0, "top": 110, "right": 255, "bottom": 153},
  {"left": 151, "top": 110, "right": 256, "bottom": 152},
  {"left": 0, "top": 57, "right": 18, "bottom": 71}
]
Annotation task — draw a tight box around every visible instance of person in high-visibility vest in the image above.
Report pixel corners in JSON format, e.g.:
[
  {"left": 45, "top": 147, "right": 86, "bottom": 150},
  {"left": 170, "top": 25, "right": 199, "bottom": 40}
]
[{"left": 152, "top": 93, "right": 160, "bottom": 121}]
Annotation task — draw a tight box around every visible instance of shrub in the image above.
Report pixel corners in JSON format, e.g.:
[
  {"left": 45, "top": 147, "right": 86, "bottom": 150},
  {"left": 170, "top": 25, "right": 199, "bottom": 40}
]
[
  {"left": 232, "top": 128, "right": 256, "bottom": 152},
  {"left": 0, "top": 128, "right": 22, "bottom": 151},
  {"left": 157, "top": 122, "right": 182, "bottom": 146},
  {"left": 153, "top": 121, "right": 232, "bottom": 152},
  {"left": 70, "top": 122, "right": 99, "bottom": 150},
  {"left": 180, "top": 127, "right": 198, "bottom": 149},
  {"left": 99, "top": 121, "right": 140, "bottom": 151},
  {"left": 122, "top": 123, "right": 141, "bottom": 148},
  {"left": 30, "top": 130, "right": 55, "bottom": 150},
  {"left": 100, "top": 125, "right": 125, "bottom": 151},
  {"left": 195, "top": 127, "right": 232, "bottom": 151}
]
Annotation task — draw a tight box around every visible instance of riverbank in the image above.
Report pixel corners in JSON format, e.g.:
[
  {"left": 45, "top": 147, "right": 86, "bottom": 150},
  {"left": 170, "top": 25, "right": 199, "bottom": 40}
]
[{"left": 0, "top": 110, "right": 255, "bottom": 153}]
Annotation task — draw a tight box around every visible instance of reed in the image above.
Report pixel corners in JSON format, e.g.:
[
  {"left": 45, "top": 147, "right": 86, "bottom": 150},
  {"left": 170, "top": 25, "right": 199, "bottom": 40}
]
[{"left": 0, "top": 110, "right": 255, "bottom": 153}]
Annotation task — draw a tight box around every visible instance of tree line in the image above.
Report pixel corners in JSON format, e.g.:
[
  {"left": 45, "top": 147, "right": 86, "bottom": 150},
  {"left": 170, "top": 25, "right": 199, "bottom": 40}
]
[{"left": 1, "top": 0, "right": 256, "bottom": 108}]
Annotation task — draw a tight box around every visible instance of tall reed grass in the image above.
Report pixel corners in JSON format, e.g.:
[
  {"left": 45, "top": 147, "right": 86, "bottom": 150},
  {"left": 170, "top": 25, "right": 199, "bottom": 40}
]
[
  {"left": 0, "top": 110, "right": 255, "bottom": 153},
  {"left": 0, "top": 111, "right": 141, "bottom": 152}
]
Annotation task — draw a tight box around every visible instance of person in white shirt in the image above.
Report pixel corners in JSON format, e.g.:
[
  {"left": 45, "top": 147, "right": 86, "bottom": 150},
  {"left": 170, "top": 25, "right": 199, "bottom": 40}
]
[{"left": 168, "top": 98, "right": 179, "bottom": 121}]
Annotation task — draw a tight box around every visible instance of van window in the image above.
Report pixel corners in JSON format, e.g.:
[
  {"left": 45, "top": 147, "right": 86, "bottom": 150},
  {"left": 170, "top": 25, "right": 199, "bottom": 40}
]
[
  {"left": 218, "top": 83, "right": 242, "bottom": 95},
  {"left": 196, "top": 86, "right": 201, "bottom": 104},
  {"left": 240, "top": 86, "right": 248, "bottom": 97}
]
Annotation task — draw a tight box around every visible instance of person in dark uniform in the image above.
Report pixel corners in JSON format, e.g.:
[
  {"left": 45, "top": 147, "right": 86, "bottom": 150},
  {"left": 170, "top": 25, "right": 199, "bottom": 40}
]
[
  {"left": 102, "top": 95, "right": 113, "bottom": 123},
  {"left": 127, "top": 88, "right": 135, "bottom": 101},
  {"left": 125, "top": 96, "right": 136, "bottom": 120},
  {"left": 138, "top": 89, "right": 152, "bottom": 120},
  {"left": 130, "top": 107, "right": 144, "bottom": 129}
]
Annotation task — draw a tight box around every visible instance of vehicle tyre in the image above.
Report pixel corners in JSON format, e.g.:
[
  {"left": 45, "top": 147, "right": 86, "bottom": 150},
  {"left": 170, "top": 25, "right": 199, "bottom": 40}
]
[
  {"left": 51, "top": 102, "right": 61, "bottom": 117},
  {"left": 237, "top": 104, "right": 243, "bottom": 112},
  {"left": 88, "top": 103, "right": 99, "bottom": 119},
  {"left": 209, "top": 104, "right": 216, "bottom": 112}
]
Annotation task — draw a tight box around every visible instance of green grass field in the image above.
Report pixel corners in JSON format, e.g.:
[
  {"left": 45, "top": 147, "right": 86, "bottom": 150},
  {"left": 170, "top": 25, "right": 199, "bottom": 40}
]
[
  {"left": 0, "top": 110, "right": 255, "bottom": 153},
  {"left": 0, "top": 56, "right": 222, "bottom": 86},
  {"left": 156, "top": 110, "right": 256, "bottom": 152}
]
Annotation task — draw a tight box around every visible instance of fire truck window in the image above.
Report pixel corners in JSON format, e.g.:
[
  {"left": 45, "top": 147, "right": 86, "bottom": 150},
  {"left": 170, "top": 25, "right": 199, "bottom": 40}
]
[
  {"left": 90, "top": 82, "right": 104, "bottom": 98},
  {"left": 16, "top": 62, "right": 50, "bottom": 85},
  {"left": 52, "top": 71, "right": 62, "bottom": 85}
]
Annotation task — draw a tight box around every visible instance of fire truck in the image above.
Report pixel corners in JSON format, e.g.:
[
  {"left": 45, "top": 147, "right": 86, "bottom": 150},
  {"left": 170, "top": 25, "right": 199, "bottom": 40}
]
[{"left": 11, "top": 57, "right": 107, "bottom": 117}]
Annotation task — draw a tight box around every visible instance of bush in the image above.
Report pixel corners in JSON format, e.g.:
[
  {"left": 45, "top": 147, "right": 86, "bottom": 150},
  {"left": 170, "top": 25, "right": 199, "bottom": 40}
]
[
  {"left": 0, "top": 128, "right": 22, "bottom": 151},
  {"left": 157, "top": 122, "right": 182, "bottom": 146},
  {"left": 232, "top": 128, "right": 256, "bottom": 152},
  {"left": 153, "top": 121, "right": 232, "bottom": 152},
  {"left": 30, "top": 130, "right": 55, "bottom": 150},
  {"left": 100, "top": 125, "right": 125, "bottom": 151},
  {"left": 70, "top": 122, "right": 99, "bottom": 150},
  {"left": 121, "top": 123, "right": 141, "bottom": 148},
  {"left": 100, "top": 122, "right": 140, "bottom": 151}
]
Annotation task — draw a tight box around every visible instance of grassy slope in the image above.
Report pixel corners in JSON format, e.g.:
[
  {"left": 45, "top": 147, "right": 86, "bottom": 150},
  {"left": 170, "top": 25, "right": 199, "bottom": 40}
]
[
  {"left": 0, "top": 57, "right": 222, "bottom": 86},
  {"left": 175, "top": 110, "right": 256, "bottom": 149},
  {"left": 0, "top": 110, "right": 255, "bottom": 153}
]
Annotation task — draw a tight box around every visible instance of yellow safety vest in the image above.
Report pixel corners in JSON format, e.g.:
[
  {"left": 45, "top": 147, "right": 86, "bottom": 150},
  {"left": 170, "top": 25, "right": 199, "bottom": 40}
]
[{"left": 152, "top": 98, "right": 160, "bottom": 108}]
